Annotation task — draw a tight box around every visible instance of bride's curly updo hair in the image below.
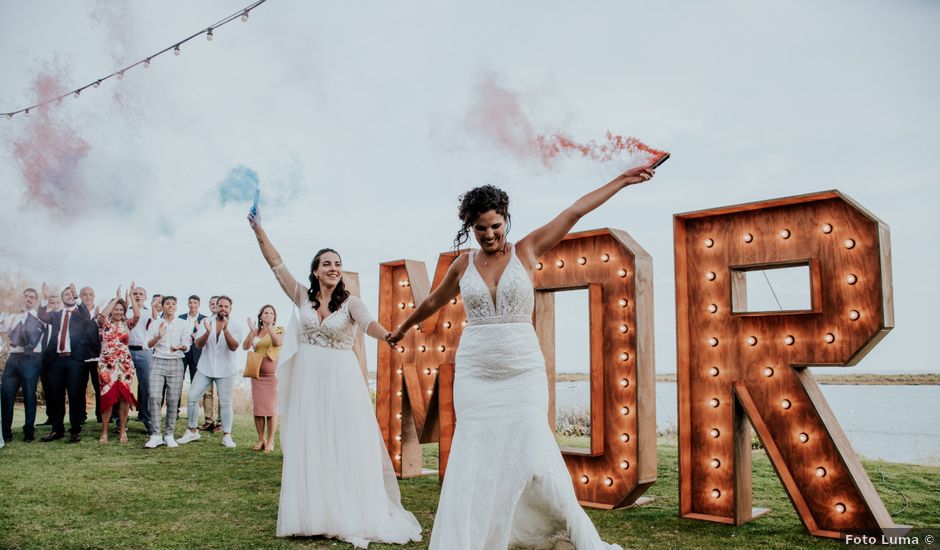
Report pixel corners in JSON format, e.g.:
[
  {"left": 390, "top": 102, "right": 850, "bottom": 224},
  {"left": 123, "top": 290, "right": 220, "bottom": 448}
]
[
  {"left": 453, "top": 185, "right": 511, "bottom": 250},
  {"left": 308, "top": 248, "right": 350, "bottom": 313}
]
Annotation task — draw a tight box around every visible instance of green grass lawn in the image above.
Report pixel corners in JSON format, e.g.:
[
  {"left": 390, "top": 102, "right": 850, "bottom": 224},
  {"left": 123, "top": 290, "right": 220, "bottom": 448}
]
[{"left": 1, "top": 407, "right": 937, "bottom": 549}]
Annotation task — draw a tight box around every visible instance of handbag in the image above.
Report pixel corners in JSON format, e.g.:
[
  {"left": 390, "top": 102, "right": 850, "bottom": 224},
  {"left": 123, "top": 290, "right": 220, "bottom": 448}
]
[{"left": 243, "top": 351, "right": 264, "bottom": 379}]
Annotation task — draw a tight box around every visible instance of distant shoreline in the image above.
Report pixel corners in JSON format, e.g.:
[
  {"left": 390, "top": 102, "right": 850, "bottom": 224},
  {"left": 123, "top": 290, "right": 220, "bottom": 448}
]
[{"left": 367, "top": 372, "right": 939, "bottom": 385}]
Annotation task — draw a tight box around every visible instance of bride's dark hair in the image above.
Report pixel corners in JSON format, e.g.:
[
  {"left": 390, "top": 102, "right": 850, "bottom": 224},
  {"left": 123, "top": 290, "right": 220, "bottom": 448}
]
[
  {"left": 454, "top": 185, "right": 511, "bottom": 250},
  {"left": 308, "top": 248, "right": 350, "bottom": 313}
]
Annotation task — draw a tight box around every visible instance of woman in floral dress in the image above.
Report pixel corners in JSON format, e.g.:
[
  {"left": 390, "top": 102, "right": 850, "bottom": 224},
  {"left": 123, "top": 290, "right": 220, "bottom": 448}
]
[{"left": 96, "top": 285, "right": 141, "bottom": 443}]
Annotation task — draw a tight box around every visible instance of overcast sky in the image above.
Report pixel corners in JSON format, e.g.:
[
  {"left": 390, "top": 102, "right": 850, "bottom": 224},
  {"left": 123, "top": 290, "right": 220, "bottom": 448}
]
[{"left": 1, "top": 1, "right": 938, "bottom": 374}]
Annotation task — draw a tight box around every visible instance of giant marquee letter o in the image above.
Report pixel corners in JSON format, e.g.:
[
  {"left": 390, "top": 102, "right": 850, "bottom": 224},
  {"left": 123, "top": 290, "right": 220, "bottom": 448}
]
[
  {"left": 674, "top": 191, "right": 909, "bottom": 539},
  {"left": 376, "top": 228, "right": 657, "bottom": 509}
]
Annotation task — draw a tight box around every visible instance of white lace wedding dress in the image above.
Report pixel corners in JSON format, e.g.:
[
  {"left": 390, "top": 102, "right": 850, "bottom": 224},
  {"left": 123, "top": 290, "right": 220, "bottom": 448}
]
[
  {"left": 272, "top": 264, "right": 422, "bottom": 548},
  {"left": 430, "top": 246, "right": 622, "bottom": 549}
]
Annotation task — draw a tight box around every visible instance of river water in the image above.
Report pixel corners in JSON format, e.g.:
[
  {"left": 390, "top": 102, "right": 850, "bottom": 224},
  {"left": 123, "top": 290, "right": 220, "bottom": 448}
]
[{"left": 555, "top": 381, "right": 940, "bottom": 466}]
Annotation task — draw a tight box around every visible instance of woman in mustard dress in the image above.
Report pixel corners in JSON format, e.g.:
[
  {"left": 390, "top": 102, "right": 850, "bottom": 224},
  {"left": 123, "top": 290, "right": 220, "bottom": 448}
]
[{"left": 243, "top": 304, "right": 283, "bottom": 452}]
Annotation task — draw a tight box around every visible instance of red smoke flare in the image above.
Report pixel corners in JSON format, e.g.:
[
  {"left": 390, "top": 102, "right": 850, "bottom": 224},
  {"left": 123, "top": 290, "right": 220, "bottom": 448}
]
[
  {"left": 467, "top": 73, "right": 667, "bottom": 169},
  {"left": 10, "top": 63, "right": 91, "bottom": 213}
]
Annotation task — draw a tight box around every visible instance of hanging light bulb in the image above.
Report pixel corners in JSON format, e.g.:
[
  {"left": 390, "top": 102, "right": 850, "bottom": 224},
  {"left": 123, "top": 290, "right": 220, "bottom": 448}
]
[
  {"left": 174, "top": 44, "right": 181, "bottom": 56},
  {"left": 206, "top": 28, "right": 214, "bottom": 41},
  {"left": 144, "top": 58, "right": 151, "bottom": 68},
  {"left": 5, "top": 113, "right": 12, "bottom": 119},
  {"left": 240, "top": 10, "right": 250, "bottom": 22},
  {"left": 117, "top": 70, "right": 125, "bottom": 80},
  {"left": 93, "top": 80, "right": 101, "bottom": 88},
  {"left": 24, "top": 109, "right": 29, "bottom": 117},
  {"left": 74, "top": 90, "right": 81, "bottom": 98}
]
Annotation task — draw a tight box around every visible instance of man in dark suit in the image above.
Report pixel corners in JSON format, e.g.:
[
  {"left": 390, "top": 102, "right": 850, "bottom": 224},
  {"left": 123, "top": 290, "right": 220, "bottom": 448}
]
[
  {"left": 38, "top": 283, "right": 96, "bottom": 443},
  {"left": 179, "top": 295, "right": 208, "bottom": 382},
  {"left": 37, "top": 294, "right": 62, "bottom": 426},
  {"left": 78, "top": 286, "right": 102, "bottom": 423},
  {"left": 0, "top": 288, "right": 47, "bottom": 442}
]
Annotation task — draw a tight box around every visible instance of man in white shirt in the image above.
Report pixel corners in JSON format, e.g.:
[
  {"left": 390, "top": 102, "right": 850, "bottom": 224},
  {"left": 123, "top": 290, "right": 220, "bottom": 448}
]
[
  {"left": 126, "top": 285, "right": 154, "bottom": 434},
  {"left": 178, "top": 295, "right": 242, "bottom": 448},
  {"left": 144, "top": 296, "right": 190, "bottom": 449},
  {"left": 0, "top": 288, "right": 47, "bottom": 442}
]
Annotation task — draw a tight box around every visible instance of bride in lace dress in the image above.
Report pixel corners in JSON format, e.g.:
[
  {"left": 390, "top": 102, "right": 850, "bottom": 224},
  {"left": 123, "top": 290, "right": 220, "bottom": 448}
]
[
  {"left": 248, "top": 213, "right": 421, "bottom": 548},
  {"left": 387, "top": 164, "right": 657, "bottom": 549}
]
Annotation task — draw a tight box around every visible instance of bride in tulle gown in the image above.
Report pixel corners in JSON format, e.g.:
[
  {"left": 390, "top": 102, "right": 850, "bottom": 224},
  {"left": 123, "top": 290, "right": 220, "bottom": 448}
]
[
  {"left": 387, "top": 162, "right": 658, "bottom": 549},
  {"left": 248, "top": 212, "right": 421, "bottom": 548}
]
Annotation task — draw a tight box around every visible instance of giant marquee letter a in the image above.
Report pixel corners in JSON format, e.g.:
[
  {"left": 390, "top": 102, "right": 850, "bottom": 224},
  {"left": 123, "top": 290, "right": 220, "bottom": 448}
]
[{"left": 674, "top": 191, "right": 909, "bottom": 539}]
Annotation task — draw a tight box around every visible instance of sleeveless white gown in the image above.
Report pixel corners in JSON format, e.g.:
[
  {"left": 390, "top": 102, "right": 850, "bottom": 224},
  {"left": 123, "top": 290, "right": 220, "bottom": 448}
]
[
  {"left": 272, "top": 264, "right": 422, "bottom": 548},
  {"left": 429, "top": 247, "right": 622, "bottom": 549}
]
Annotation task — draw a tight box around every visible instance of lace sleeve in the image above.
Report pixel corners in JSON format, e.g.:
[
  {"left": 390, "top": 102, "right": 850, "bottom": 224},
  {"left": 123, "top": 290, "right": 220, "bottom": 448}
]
[
  {"left": 272, "top": 263, "right": 308, "bottom": 306},
  {"left": 347, "top": 296, "right": 379, "bottom": 334}
]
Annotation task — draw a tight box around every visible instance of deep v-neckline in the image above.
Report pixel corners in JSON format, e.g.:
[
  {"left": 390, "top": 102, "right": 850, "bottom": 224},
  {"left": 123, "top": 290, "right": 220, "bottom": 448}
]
[
  {"left": 472, "top": 244, "right": 515, "bottom": 311},
  {"left": 314, "top": 296, "right": 344, "bottom": 324}
]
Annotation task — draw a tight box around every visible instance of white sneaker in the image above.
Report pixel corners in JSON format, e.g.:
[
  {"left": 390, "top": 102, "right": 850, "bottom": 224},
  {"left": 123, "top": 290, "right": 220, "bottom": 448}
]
[
  {"left": 164, "top": 435, "right": 179, "bottom": 448},
  {"left": 222, "top": 434, "right": 236, "bottom": 448},
  {"left": 144, "top": 435, "right": 164, "bottom": 448},
  {"left": 178, "top": 430, "right": 201, "bottom": 444}
]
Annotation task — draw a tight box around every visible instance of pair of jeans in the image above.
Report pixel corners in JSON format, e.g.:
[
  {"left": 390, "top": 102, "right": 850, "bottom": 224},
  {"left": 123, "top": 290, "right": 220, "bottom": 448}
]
[
  {"left": 129, "top": 349, "right": 154, "bottom": 434},
  {"left": 1, "top": 353, "right": 42, "bottom": 439},
  {"left": 48, "top": 355, "right": 85, "bottom": 435},
  {"left": 186, "top": 372, "right": 234, "bottom": 434}
]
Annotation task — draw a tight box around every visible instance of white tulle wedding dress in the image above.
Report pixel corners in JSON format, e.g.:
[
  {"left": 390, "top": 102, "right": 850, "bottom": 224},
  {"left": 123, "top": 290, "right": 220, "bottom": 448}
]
[
  {"left": 272, "top": 264, "right": 422, "bottom": 548},
  {"left": 429, "top": 246, "right": 622, "bottom": 549}
]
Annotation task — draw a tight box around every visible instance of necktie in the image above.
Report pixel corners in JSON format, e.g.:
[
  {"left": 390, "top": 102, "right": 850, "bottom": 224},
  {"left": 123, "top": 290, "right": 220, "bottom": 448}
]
[{"left": 58, "top": 309, "right": 72, "bottom": 352}]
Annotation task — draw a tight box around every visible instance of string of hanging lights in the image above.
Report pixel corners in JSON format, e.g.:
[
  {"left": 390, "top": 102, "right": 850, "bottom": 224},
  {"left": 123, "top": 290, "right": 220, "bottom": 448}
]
[{"left": 2, "top": 0, "right": 268, "bottom": 120}]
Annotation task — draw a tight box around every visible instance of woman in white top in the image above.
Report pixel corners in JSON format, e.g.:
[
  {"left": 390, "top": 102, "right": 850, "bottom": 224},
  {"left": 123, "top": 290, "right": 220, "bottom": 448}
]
[
  {"left": 387, "top": 161, "right": 658, "bottom": 549},
  {"left": 247, "top": 211, "right": 421, "bottom": 548}
]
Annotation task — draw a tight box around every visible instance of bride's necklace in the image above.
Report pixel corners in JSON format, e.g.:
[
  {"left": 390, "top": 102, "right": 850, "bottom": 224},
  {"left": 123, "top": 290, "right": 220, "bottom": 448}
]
[{"left": 480, "top": 242, "right": 509, "bottom": 267}]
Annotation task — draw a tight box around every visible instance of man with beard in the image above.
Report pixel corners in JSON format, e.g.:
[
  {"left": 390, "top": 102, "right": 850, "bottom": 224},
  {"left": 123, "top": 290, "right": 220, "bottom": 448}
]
[
  {"left": 79, "top": 286, "right": 102, "bottom": 424},
  {"left": 178, "top": 295, "right": 242, "bottom": 448},
  {"left": 127, "top": 285, "right": 154, "bottom": 434},
  {"left": 38, "top": 284, "right": 95, "bottom": 443},
  {"left": 199, "top": 295, "right": 222, "bottom": 431},
  {"left": 37, "top": 293, "right": 63, "bottom": 427}
]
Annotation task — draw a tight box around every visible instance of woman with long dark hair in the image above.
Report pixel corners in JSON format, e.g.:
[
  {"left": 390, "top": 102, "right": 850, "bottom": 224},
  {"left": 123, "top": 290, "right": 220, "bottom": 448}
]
[
  {"left": 387, "top": 162, "right": 658, "bottom": 549},
  {"left": 95, "top": 285, "right": 141, "bottom": 444},
  {"left": 247, "top": 212, "right": 421, "bottom": 547},
  {"left": 242, "top": 304, "right": 283, "bottom": 452}
]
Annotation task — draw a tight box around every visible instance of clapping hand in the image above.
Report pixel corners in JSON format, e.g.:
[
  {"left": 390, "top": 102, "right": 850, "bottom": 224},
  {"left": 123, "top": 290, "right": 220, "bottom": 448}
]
[
  {"left": 158, "top": 322, "right": 167, "bottom": 338},
  {"left": 203, "top": 319, "right": 213, "bottom": 333},
  {"left": 247, "top": 317, "right": 258, "bottom": 334}
]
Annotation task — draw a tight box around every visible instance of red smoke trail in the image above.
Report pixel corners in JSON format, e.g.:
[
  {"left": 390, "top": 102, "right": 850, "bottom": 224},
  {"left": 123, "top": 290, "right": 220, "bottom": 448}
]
[
  {"left": 10, "top": 63, "right": 92, "bottom": 213},
  {"left": 467, "top": 73, "right": 667, "bottom": 169}
]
